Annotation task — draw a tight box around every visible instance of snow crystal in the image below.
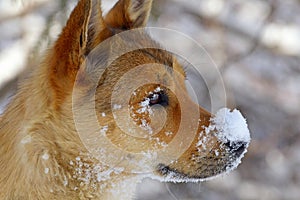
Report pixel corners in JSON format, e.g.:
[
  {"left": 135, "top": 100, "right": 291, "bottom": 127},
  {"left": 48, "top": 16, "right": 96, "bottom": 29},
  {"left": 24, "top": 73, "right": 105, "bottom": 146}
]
[
  {"left": 42, "top": 153, "right": 49, "bottom": 160},
  {"left": 100, "top": 125, "right": 109, "bottom": 135},
  {"left": 211, "top": 108, "right": 251, "bottom": 144},
  {"left": 113, "top": 104, "right": 122, "bottom": 110},
  {"left": 196, "top": 134, "right": 209, "bottom": 151},
  {"left": 63, "top": 179, "right": 68, "bottom": 186},
  {"left": 154, "top": 87, "right": 162, "bottom": 92},
  {"left": 142, "top": 151, "right": 158, "bottom": 160},
  {"left": 150, "top": 137, "right": 168, "bottom": 148},
  {"left": 140, "top": 98, "right": 150, "bottom": 108},
  {"left": 165, "top": 131, "right": 173, "bottom": 136},
  {"left": 150, "top": 108, "right": 251, "bottom": 184},
  {"left": 214, "top": 149, "right": 220, "bottom": 156},
  {"left": 96, "top": 170, "right": 113, "bottom": 182},
  {"left": 20, "top": 135, "right": 31, "bottom": 144},
  {"left": 69, "top": 154, "right": 127, "bottom": 189},
  {"left": 44, "top": 168, "right": 49, "bottom": 174},
  {"left": 96, "top": 167, "right": 124, "bottom": 182},
  {"left": 140, "top": 119, "right": 153, "bottom": 134},
  {"left": 137, "top": 97, "right": 153, "bottom": 115}
]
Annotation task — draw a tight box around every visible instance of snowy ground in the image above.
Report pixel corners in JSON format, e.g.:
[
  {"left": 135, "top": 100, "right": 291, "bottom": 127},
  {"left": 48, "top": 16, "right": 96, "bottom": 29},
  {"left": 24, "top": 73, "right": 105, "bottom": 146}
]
[{"left": 1, "top": 0, "right": 300, "bottom": 199}]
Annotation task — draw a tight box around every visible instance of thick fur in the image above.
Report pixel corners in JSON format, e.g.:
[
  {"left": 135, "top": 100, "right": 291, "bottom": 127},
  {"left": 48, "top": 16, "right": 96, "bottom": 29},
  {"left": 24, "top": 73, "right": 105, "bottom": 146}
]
[{"left": 0, "top": 0, "right": 246, "bottom": 199}]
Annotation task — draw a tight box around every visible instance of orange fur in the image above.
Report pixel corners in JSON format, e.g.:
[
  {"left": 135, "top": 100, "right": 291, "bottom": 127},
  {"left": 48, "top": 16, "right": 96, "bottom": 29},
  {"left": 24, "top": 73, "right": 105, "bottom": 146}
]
[{"left": 0, "top": 0, "right": 248, "bottom": 199}]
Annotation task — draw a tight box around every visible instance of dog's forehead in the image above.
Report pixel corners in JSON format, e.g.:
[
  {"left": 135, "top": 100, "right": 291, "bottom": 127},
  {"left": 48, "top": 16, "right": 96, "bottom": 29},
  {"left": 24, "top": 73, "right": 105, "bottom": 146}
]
[
  {"left": 84, "top": 30, "right": 186, "bottom": 101},
  {"left": 87, "top": 31, "right": 174, "bottom": 70}
]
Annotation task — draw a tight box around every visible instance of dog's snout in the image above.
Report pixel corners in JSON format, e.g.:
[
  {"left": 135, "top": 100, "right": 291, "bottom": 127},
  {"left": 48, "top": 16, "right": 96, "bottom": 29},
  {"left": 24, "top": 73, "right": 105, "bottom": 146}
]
[{"left": 225, "top": 141, "right": 247, "bottom": 156}]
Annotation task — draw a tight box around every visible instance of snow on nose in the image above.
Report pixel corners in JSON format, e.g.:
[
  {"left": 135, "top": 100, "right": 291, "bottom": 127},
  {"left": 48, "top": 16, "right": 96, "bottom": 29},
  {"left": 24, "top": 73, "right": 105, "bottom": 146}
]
[{"left": 210, "top": 108, "right": 251, "bottom": 146}]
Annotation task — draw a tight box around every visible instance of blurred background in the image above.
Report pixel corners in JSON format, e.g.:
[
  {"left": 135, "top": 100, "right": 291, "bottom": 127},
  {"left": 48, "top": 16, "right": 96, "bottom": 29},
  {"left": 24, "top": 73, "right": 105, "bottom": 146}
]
[{"left": 0, "top": 0, "right": 300, "bottom": 199}]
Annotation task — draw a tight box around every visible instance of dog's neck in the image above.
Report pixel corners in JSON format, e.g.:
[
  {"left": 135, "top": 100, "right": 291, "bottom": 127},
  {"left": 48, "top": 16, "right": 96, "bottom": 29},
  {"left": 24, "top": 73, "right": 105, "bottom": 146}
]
[{"left": 0, "top": 64, "right": 141, "bottom": 199}]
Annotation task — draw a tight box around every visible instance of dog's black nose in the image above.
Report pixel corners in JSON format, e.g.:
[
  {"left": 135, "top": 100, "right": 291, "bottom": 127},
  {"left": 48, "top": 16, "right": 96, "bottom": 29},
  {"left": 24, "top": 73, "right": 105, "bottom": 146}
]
[{"left": 225, "top": 141, "right": 247, "bottom": 156}]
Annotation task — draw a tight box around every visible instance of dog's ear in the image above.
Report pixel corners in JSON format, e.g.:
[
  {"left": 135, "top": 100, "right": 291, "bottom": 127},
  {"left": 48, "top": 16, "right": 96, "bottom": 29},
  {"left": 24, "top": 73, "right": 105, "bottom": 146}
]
[
  {"left": 105, "top": 0, "right": 153, "bottom": 29},
  {"left": 52, "top": 0, "right": 105, "bottom": 79},
  {"left": 48, "top": 0, "right": 107, "bottom": 106}
]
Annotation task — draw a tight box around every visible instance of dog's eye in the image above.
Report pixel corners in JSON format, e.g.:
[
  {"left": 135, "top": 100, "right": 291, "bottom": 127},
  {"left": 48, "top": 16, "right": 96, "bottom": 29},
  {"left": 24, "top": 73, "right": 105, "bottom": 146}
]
[{"left": 148, "top": 91, "right": 169, "bottom": 106}]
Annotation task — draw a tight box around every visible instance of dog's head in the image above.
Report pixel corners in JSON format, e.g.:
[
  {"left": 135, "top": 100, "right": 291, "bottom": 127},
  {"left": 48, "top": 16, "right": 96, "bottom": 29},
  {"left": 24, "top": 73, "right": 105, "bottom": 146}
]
[{"left": 49, "top": 0, "right": 250, "bottom": 182}]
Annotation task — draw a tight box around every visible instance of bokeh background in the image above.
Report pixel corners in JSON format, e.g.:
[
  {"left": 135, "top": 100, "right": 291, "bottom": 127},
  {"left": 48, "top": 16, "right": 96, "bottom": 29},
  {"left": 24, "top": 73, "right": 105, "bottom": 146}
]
[{"left": 1, "top": 0, "right": 300, "bottom": 199}]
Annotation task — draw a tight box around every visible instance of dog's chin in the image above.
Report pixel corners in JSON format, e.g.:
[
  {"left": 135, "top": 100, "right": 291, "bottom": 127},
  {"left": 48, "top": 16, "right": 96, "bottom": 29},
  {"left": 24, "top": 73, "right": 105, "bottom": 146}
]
[
  {"left": 154, "top": 164, "right": 208, "bottom": 183},
  {"left": 154, "top": 163, "right": 226, "bottom": 183},
  {"left": 153, "top": 144, "right": 249, "bottom": 183}
]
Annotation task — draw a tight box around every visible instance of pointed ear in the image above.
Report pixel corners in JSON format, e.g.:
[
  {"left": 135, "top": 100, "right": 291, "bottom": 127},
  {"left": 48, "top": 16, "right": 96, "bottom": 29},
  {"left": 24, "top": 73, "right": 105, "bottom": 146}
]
[
  {"left": 51, "top": 0, "right": 108, "bottom": 79},
  {"left": 105, "top": 0, "right": 153, "bottom": 29},
  {"left": 53, "top": 0, "right": 105, "bottom": 74},
  {"left": 49, "top": 0, "right": 107, "bottom": 106}
]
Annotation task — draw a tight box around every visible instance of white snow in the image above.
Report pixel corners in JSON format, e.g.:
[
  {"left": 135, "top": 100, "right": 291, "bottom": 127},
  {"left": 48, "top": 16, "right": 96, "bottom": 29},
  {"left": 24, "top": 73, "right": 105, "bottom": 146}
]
[
  {"left": 159, "top": 107, "right": 251, "bottom": 183},
  {"left": 210, "top": 108, "right": 251, "bottom": 144},
  {"left": 20, "top": 135, "right": 32, "bottom": 144},
  {"left": 140, "top": 98, "right": 150, "bottom": 108},
  {"left": 44, "top": 167, "right": 49, "bottom": 174},
  {"left": 113, "top": 104, "right": 122, "bottom": 110},
  {"left": 154, "top": 87, "right": 162, "bottom": 93},
  {"left": 96, "top": 167, "right": 124, "bottom": 182},
  {"left": 63, "top": 179, "right": 68, "bottom": 186},
  {"left": 196, "top": 108, "right": 251, "bottom": 176},
  {"left": 137, "top": 98, "right": 152, "bottom": 114},
  {"left": 140, "top": 119, "right": 153, "bottom": 134},
  {"left": 42, "top": 152, "right": 49, "bottom": 160},
  {"left": 100, "top": 125, "right": 109, "bottom": 136},
  {"left": 165, "top": 131, "right": 173, "bottom": 136},
  {"left": 196, "top": 133, "right": 210, "bottom": 152}
]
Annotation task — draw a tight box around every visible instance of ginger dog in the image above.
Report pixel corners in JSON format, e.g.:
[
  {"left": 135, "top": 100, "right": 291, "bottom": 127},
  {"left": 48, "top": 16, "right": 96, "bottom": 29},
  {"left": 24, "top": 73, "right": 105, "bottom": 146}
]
[{"left": 0, "top": 0, "right": 250, "bottom": 199}]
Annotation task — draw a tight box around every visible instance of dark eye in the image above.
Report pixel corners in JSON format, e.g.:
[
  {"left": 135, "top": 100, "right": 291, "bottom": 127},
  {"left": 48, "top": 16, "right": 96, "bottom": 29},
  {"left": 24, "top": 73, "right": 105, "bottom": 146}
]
[{"left": 148, "top": 91, "right": 169, "bottom": 106}]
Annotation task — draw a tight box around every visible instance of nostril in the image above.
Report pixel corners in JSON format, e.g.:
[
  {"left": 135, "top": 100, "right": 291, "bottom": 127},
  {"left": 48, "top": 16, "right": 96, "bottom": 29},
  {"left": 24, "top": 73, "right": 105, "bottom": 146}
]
[{"left": 225, "top": 141, "right": 247, "bottom": 155}]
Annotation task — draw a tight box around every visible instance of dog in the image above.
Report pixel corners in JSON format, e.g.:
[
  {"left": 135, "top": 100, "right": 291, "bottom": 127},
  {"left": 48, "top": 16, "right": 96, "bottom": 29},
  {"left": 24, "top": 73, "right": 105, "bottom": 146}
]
[{"left": 0, "top": 0, "right": 250, "bottom": 199}]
